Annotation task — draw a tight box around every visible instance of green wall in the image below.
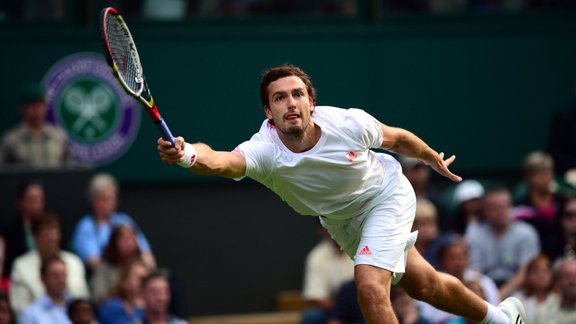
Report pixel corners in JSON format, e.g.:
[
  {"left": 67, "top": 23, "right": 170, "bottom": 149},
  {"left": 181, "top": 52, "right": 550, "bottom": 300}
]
[{"left": 2, "top": 16, "right": 576, "bottom": 182}]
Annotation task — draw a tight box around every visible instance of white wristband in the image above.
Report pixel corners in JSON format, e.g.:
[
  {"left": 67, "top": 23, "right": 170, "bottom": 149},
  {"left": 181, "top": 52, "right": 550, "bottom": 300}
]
[{"left": 177, "top": 143, "right": 197, "bottom": 168}]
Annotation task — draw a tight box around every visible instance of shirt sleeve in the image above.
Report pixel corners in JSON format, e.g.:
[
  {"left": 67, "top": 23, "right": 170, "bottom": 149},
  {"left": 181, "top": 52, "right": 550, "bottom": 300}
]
[
  {"left": 302, "top": 245, "right": 330, "bottom": 300},
  {"left": 10, "top": 267, "right": 30, "bottom": 315},
  {"left": 519, "top": 224, "right": 541, "bottom": 265},
  {"left": 71, "top": 217, "right": 99, "bottom": 262},
  {"left": 233, "top": 139, "right": 275, "bottom": 183},
  {"left": 342, "top": 108, "right": 384, "bottom": 149}
]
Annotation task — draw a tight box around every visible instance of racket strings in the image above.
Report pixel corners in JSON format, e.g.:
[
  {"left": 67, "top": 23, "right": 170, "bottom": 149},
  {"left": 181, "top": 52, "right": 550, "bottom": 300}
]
[{"left": 105, "top": 16, "right": 141, "bottom": 93}]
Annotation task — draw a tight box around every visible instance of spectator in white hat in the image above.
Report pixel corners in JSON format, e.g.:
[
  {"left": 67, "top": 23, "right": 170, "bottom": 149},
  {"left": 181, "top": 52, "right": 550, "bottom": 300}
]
[{"left": 450, "top": 179, "right": 485, "bottom": 238}]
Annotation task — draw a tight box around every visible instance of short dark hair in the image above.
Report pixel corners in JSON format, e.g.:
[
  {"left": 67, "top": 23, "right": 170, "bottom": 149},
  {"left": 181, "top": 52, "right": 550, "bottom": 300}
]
[
  {"left": 40, "top": 255, "right": 65, "bottom": 277},
  {"left": 259, "top": 64, "right": 317, "bottom": 107},
  {"left": 67, "top": 298, "right": 96, "bottom": 317},
  {"left": 31, "top": 213, "right": 60, "bottom": 237},
  {"left": 140, "top": 269, "right": 170, "bottom": 290},
  {"left": 16, "top": 178, "right": 44, "bottom": 201}
]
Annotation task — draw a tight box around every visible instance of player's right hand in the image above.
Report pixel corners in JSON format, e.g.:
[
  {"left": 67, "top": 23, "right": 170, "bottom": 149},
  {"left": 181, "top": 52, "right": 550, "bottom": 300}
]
[{"left": 157, "top": 136, "right": 185, "bottom": 164}]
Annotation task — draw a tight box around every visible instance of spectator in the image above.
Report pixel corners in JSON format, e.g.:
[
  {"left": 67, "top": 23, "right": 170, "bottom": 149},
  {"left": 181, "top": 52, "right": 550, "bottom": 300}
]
[
  {"left": 18, "top": 256, "right": 71, "bottom": 324},
  {"left": 67, "top": 299, "right": 97, "bottom": 324},
  {"left": 327, "top": 281, "right": 432, "bottom": 324},
  {"left": 390, "top": 286, "right": 430, "bottom": 324},
  {"left": 90, "top": 224, "right": 144, "bottom": 303},
  {"left": 0, "top": 82, "right": 71, "bottom": 167},
  {"left": 417, "top": 236, "right": 499, "bottom": 323},
  {"left": 542, "top": 196, "right": 576, "bottom": 261},
  {"left": 97, "top": 258, "right": 149, "bottom": 324},
  {"left": 1, "top": 179, "right": 46, "bottom": 277},
  {"left": 301, "top": 223, "right": 354, "bottom": 324},
  {"left": 449, "top": 179, "right": 485, "bottom": 237},
  {"left": 70, "top": 173, "right": 155, "bottom": 272},
  {"left": 467, "top": 187, "right": 541, "bottom": 300},
  {"left": 439, "top": 236, "right": 500, "bottom": 305},
  {"left": 532, "top": 257, "right": 576, "bottom": 323},
  {"left": 139, "top": 270, "right": 186, "bottom": 324},
  {"left": 513, "top": 151, "right": 566, "bottom": 242},
  {"left": 10, "top": 214, "right": 89, "bottom": 315},
  {"left": 326, "top": 280, "right": 362, "bottom": 324},
  {"left": 399, "top": 157, "right": 450, "bottom": 231},
  {"left": 0, "top": 293, "right": 15, "bottom": 324},
  {"left": 412, "top": 198, "right": 450, "bottom": 269},
  {"left": 511, "top": 254, "right": 557, "bottom": 323}
]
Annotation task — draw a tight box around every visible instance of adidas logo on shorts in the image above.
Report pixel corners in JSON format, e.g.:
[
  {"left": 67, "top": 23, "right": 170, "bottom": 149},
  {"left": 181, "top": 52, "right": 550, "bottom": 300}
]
[{"left": 359, "top": 245, "right": 372, "bottom": 256}]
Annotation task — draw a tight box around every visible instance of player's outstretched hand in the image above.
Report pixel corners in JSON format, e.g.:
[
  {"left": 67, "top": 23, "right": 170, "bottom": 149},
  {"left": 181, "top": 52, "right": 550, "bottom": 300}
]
[
  {"left": 429, "top": 152, "right": 462, "bottom": 183},
  {"left": 157, "top": 136, "right": 185, "bottom": 164}
]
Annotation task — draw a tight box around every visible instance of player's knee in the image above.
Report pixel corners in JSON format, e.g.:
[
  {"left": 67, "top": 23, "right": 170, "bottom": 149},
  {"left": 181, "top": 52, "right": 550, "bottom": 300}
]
[{"left": 356, "top": 279, "right": 390, "bottom": 304}]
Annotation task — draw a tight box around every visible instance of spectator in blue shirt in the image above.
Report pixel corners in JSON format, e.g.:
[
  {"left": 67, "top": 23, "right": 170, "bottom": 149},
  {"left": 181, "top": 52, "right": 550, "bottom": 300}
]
[
  {"left": 97, "top": 258, "right": 149, "bottom": 324},
  {"left": 18, "top": 256, "right": 71, "bottom": 324},
  {"left": 140, "top": 270, "right": 186, "bottom": 324},
  {"left": 70, "top": 173, "right": 155, "bottom": 272}
]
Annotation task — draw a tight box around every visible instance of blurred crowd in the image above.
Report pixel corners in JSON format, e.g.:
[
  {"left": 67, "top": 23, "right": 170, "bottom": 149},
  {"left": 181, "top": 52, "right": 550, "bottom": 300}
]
[
  {"left": 0, "top": 82, "right": 188, "bottom": 323},
  {"left": 0, "top": 173, "right": 186, "bottom": 324}
]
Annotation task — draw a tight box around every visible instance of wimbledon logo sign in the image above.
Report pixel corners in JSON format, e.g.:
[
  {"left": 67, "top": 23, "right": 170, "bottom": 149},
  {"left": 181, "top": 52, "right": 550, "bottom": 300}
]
[{"left": 43, "top": 52, "right": 141, "bottom": 166}]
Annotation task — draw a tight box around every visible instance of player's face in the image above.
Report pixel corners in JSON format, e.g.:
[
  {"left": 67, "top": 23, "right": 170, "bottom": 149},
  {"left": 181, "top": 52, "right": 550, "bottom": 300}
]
[{"left": 264, "top": 76, "right": 314, "bottom": 137}]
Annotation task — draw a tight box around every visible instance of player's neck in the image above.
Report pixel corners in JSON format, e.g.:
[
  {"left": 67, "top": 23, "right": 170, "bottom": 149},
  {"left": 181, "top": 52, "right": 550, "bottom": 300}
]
[{"left": 278, "top": 122, "right": 321, "bottom": 153}]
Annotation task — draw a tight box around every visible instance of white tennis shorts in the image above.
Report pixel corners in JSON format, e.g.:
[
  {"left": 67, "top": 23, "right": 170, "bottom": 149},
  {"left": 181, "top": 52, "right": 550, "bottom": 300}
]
[{"left": 320, "top": 174, "right": 417, "bottom": 284}]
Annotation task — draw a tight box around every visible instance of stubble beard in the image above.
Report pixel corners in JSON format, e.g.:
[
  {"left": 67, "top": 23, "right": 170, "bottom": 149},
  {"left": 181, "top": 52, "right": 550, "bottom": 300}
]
[{"left": 278, "top": 118, "right": 309, "bottom": 142}]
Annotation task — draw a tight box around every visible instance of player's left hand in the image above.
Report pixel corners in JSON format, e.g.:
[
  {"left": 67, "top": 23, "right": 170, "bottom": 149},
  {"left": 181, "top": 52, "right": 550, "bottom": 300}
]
[{"left": 429, "top": 152, "right": 462, "bottom": 182}]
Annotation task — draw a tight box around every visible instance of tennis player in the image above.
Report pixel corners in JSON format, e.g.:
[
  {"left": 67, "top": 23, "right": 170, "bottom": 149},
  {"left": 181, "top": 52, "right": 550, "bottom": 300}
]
[{"left": 157, "top": 64, "right": 526, "bottom": 323}]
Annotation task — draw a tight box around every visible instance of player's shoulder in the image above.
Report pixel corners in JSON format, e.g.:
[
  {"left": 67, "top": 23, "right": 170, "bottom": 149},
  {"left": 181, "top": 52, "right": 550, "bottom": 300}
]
[{"left": 314, "top": 105, "right": 374, "bottom": 123}]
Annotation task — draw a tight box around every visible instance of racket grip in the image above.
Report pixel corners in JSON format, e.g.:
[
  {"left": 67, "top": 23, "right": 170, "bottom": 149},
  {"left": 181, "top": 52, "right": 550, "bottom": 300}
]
[{"left": 155, "top": 118, "right": 176, "bottom": 147}]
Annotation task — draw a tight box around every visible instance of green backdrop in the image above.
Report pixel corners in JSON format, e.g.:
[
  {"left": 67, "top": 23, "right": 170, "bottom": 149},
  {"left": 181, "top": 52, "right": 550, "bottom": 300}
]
[{"left": 1, "top": 17, "right": 576, "bottom": 182}]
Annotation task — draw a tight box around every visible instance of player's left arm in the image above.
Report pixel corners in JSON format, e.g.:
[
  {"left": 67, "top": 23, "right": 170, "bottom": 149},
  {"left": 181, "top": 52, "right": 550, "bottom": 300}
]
[{"left": 378, "top": 122, "right": 462, "bottom": 182}]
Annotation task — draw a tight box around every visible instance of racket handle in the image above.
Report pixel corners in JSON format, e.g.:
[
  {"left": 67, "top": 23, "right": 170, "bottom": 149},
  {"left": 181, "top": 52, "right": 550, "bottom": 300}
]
[{"left": 155, "top": 118, "right": 176, "bottom": 147}]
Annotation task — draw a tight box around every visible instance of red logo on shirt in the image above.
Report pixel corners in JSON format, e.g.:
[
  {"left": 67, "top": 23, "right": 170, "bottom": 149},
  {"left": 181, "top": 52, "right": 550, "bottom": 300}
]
[{"left": 347, "top": 151, "right": 358, "bottom": 162}]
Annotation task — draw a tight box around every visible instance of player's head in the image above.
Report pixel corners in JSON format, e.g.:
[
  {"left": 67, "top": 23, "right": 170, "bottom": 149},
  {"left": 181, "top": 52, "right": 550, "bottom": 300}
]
[{"left": 260, "top": 64, "right": 316, "bottom": 108}]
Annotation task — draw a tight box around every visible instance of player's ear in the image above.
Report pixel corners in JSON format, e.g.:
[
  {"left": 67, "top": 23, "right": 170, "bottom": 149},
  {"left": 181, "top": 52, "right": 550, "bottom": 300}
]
[{"left": 264, "top": 105, "right": 271, "bottom": 118}]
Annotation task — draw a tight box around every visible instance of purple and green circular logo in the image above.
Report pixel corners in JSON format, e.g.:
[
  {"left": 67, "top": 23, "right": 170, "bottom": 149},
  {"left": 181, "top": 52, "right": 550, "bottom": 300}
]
[{"left": 42, "top": 52, "right": 141, "bottom": 166}]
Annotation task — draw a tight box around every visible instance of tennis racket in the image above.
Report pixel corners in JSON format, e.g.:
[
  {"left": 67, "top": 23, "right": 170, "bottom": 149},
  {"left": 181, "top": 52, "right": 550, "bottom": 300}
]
[{"left": 100, "top": 7, "right": 175, "bottom": 146}]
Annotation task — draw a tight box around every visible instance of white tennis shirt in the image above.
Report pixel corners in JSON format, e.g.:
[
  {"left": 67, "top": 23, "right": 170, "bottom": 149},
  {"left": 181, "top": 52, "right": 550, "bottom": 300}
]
[{"left": 235, "top": 106, "right": 403, "bottom": 220}]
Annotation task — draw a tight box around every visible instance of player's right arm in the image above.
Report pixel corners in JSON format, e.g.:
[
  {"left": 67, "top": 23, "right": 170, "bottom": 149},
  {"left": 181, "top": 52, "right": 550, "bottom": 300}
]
[{"left": 157, "top": 137, "right": 246, "bottom": 178}]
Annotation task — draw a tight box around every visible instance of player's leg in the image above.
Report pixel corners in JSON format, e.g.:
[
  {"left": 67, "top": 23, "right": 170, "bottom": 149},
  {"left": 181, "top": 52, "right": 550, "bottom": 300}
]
[
  {"left": 398, "top": 247, "right": 526, "bottom": 323},
  {"left": 398, "top": 247, "right": 486, "bottom": 320},
  {"left": 354, "top": 264, "right": 397, "bottom": 324}
]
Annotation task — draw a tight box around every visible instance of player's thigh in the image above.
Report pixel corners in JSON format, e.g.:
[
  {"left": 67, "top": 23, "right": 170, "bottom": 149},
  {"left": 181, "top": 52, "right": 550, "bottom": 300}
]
[{"left": 397, "top": 247, "right": 441, "bottom": 299}]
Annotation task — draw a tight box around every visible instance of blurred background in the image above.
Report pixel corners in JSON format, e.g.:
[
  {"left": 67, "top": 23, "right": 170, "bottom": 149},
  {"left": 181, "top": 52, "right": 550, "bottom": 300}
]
[{"left": 1, "top": 0, "right": 576, "bottom": 321}]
